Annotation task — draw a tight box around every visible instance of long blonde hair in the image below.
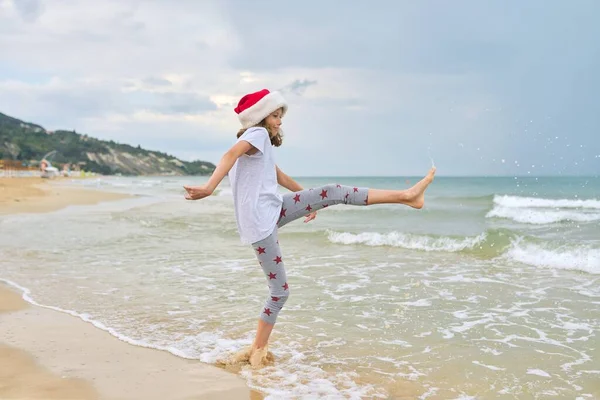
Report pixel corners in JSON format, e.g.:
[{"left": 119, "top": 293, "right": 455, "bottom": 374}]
[{"left": 236, "top": 119, "right": 283, "bottom": 147}]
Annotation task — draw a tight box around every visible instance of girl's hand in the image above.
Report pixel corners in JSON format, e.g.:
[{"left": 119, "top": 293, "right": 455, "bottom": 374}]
[
  {"left": 183, "top": 185, "right": 213, "bottom": 200},
  {"left": 304, "top": 211, "right": 317, "bottom": 223}
]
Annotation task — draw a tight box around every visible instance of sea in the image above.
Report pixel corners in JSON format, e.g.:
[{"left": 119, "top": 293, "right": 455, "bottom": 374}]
[{"left": 1, "top": 175, "right": 599, "bottom": 399}]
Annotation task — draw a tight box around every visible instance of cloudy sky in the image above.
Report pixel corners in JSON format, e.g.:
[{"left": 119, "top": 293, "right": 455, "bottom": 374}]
[{"left": 1, "top": 0, "right": 598, "bottom": 176}]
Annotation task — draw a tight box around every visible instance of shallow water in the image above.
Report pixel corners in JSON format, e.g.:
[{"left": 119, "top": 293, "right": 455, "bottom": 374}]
[{"left": 1, "top": 175, "right": 599, "bottom": 398}]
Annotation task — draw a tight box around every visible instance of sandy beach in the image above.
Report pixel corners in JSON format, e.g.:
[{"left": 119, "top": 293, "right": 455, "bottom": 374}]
[
  {"left": 0, "top": 177, "right": 132, "bottom": 215},
  {"left": 0, "top": 177, "right": 255, "bottom": 400}
]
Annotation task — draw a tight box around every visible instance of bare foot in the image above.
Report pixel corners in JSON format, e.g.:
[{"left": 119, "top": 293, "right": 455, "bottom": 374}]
[
  {"left": 216, "top": 346, "right": 252, "bottom": 367},
  {"left": 403, "top": 167, "right": 436, "bottom": 209},
  {"left": 249, "top": 345, "right": 275, "bottom": 369}
]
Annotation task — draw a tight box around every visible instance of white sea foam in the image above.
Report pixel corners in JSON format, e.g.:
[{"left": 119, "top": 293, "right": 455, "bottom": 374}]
[
  {"left": 527, "top": 369, "right": 552, "bottom": 378},
  {"left": 402, "top": 298, "right": 432, "bottom": 307},
  {"left": 327, "top": 230, "right": 486, "bottom": 252},
  {"left": 493, "top": 195, "right": 600, "bottom": 209},
  {"left": 486, "top": 206, "right": 600, "bottom": 224},
  {"left": 505, "top": 241, "right": 600, "bottom": 274},
  {"left": 472, "top": 360, "right": 505, "bottom": 371},
  {"left": 381, "top": 339, "right": 413, "bottom": 348},
  {"left": 487, "top": 195, "right": 600, "bottom": 224}
]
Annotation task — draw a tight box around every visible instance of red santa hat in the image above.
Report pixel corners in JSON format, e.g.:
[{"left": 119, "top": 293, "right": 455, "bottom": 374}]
[{"left": 234, "top": 89, "right": 288, "bottom": 128}]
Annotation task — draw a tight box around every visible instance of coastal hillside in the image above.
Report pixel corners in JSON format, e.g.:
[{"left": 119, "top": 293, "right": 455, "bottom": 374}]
[{"left": 0, "top": 112, "right": 215, "bottom": 176}]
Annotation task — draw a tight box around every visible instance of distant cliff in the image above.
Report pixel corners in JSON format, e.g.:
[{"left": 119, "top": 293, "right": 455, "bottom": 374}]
[{"left": 0, "top": 112, "right": 215, "bottom": 175}]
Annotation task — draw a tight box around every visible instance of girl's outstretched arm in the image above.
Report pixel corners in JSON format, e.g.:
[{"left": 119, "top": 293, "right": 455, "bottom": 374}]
[{"left": 184, "top": 141, "right": 253, "bottom": 200}]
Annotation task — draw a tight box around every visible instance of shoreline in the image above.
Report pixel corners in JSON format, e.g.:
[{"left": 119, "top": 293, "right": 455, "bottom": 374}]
[{"left": 0, "top": 177, "right": 257, "bottom": 399}]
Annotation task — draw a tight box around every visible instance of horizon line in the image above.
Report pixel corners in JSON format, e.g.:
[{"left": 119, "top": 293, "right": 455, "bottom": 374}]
[{"left": 287, "top": 174, "right": 599, "bottom": 178}]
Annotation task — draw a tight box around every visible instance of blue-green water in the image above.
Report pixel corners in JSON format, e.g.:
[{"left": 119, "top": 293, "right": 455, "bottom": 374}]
[{"left": 1, "top": 175, "right": 599, "bottom": 399}]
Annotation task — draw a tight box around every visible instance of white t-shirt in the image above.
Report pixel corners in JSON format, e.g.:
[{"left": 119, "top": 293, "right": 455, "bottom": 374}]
[{"left": 228, "top": 127, "right": 283, "bottom": 244}]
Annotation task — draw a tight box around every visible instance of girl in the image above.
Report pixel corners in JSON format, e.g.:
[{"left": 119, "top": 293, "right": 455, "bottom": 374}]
[{"left": 184, "top": 89, "right": 436, "bottom": 367}]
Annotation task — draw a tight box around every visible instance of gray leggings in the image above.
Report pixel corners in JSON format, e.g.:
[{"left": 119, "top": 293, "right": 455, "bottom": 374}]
[{"left": 251, "top": 184, "right": 369, "bottom": 324}]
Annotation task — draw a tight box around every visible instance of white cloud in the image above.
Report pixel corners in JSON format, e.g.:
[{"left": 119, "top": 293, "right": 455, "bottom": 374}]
[
  {"left": 0, "top": 0, "right": 238, "bottom": 76},
  {"left": 0, "top": 0, "right": 598, "bottom": 176}
]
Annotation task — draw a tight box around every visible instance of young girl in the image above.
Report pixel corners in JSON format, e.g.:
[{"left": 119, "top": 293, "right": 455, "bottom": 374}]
[{"left": 184, "top": 89, "right": 436, "bottom": 367}]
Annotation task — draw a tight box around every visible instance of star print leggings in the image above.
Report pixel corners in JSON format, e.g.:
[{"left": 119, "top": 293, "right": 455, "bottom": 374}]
[{"left": 251, "top": 184, "right": 369, "bottom": 324}]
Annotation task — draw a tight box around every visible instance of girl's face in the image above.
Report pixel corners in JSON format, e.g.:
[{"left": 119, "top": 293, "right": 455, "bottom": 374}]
[{"left": 264, "top": 108, "right": 283, "bottom": 137}]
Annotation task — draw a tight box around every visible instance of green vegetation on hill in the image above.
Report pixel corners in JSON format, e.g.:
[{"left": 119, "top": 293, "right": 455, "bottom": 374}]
[{"left": 0, "top": 111, "right": 215, "bottom": 176}]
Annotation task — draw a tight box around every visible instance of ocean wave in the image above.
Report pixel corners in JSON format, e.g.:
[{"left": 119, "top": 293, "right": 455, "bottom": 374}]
[
  {"left": 486, "top": 206, "right": 600, "bottom": 225},
  {"left": 326, "top": 230, "right": 487, "bottom": 252},
  {"left": 486, "top": 195, "right": 600, "bottom": 225},
  {"left": 493, "top": 195, "right": 600, "bottom": 209},
  {"left": 505, "top": 240, "right": 600, "bottom": 274},
  {"left": 325, "top": 229, "right": 600, "bottom": 274}
]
